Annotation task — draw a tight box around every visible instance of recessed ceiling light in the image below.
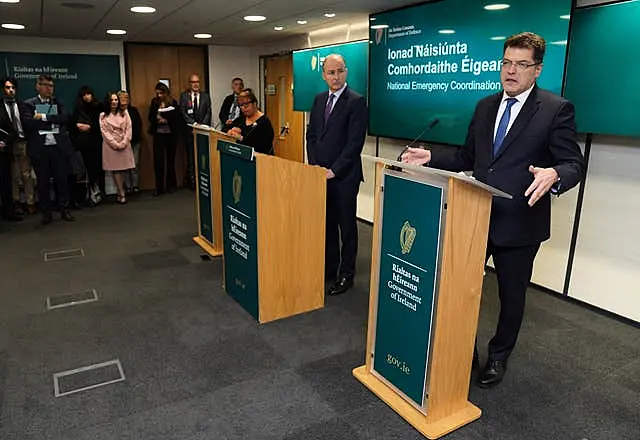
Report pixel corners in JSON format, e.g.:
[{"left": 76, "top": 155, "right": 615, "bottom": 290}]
[
  {"left": 1, "top": 23, "right": 25, "bottom": 29},
  {"left": 551, "top": 40, "right": 567, "bottom": 45},
  {"left": 194, "top": 33, "right": 212, "bottom": 39},
  {"left": 130, "top": 6, "right": 156, "bottom": 13},
  {"left": 273, "top": 26, "right": 284, "bottom": 31},
  {"left": 490, "top": 36, "right": 506, "bottom": 40},
  {"left": 370, "top": 24, "right": 388, "bottom": 29},
  {"left": 244, "top": 15, "right": 266, "bottom": 22},
  {"left": 297, "top": 20, "right": 308, "bottom": 25},
  {"left": 370, "top": 17, "right": 376, "bottom": 21},
  {"left": 560, "top": 14, "right": 571, "bottom": 19},
  {"left": 324, "top": 13, "right": 336, "bottom": 18},
  {"left": 484, "top": 4, "right": 510, "bottom": 10},
  {"left": 0, "top": 0, "right": 21, "bottom": 4},
  {"left": 438, "top": 29, "right": 455, "bottom": 34},
  {"left": 106, "top": 29, "right": 127, "bottom": 35}
]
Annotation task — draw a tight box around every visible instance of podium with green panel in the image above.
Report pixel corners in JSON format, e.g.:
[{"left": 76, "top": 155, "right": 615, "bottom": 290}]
[
  {"left": 217, "top": 140, "right": 326, "bottom": 323},
  {"left": 353, "top": 156, "right": 510, "bottom": 439},
  {"left": 192, "top": 125, "right": 236, "bottom": 257}
]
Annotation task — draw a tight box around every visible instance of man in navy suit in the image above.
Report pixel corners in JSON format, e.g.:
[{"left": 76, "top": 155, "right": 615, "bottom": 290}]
[
  {"left": 307, "top": 54, "right": 368, "bottom": 296},
  {"left": 402, "top": 32, "right": 585, "bottom": 387},
  {"left": 180, "top": 73, "right": 212, "bottom": 189},
  {"left": 22, "top": 75, "right": 75, "bottom": 225}
]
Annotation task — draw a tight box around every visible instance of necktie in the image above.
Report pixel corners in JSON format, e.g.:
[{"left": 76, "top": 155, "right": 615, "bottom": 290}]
[
  {"left": 324, "top": 94, "right": 335, "bottom": 124},
  {"left": 193, "top": 93, "right": 198, "bottom": 112},
  {"left": 493, "top": 97, "right": 517, "bottom": 157},
  {"left": 9, "top": 102, "right": 23, "bottom": 138}
]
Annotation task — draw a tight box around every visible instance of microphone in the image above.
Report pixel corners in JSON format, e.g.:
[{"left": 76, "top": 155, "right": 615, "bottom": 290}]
[{"left": 396, "top": 118, "right": 440, "bottom": 161}]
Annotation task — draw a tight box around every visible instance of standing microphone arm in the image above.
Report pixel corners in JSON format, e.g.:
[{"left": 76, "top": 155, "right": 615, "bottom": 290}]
[{"left": 396, "top": 118, "right": 440, "bottom": 161}]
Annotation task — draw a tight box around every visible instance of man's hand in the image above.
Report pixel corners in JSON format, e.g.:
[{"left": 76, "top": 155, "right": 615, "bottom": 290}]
[
  {"left": 326, "top": 168, "right": 335, "bottom": 179},
  {"left": 77, "top": 123, "right": 91, "bottom": 132},
  {"left": 34, "top": 113, "right": 44, "bottom": 121},
  {"left": 525, "top": 165, "right": 559, "bottom": 207},
  {"left": 401, "top": 147, "right": 431, "bottom": 166}
]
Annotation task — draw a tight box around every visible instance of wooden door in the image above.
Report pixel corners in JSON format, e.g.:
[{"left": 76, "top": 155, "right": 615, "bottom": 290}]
[
  {"left": 125, "top": 44, "right": 207, "bottom": 190},
  {"left": 264, "top": 54, "right": 304, "bottom": 162}
]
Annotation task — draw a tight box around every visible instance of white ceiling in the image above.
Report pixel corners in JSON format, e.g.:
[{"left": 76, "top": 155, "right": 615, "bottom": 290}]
[{"left": 0, "top": 0, "right": 425, "bottom": 45}]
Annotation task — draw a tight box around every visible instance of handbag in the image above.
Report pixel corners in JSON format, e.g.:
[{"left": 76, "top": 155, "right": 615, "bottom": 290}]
[{"left": 86, "top": 182, "right": 103, "bottom": 206}]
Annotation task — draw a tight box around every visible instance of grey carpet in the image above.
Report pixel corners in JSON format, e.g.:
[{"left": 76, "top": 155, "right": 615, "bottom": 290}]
[{"left": 0, "top": 191, "right": 637, "bottom": 440}]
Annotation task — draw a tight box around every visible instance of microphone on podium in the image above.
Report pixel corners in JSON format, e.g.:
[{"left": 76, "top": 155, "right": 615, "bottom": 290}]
[{"left": 396, "top": 118, "right": 440, "bottom": 162}]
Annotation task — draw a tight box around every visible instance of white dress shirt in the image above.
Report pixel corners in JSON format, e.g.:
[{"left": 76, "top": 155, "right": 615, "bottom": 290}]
[
  {"left": 326, "top": 82, "right": 348, "bottom": 114},
  {"left": 493, "top": 84, "right": 535, "bottom": 141}
]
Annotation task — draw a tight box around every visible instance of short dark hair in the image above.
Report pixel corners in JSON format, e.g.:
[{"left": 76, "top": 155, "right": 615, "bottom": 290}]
[
  {"left": 238, "top": 88, "right": 257, "bottom": 104},
  {"left": 504, "top": 32, "right": 546, "bottom": 65},
  {"left": 37, "top": 74, "right": 54, "bottom": 83},
  {"left": 1, "top": 76, "right": 18, "bottom": 90},
  {"left": 232, "top": 77, "right": 244, "bottom": 84},
  {"left": 154, "top": 82, "right": 169, "bottom": 93}
]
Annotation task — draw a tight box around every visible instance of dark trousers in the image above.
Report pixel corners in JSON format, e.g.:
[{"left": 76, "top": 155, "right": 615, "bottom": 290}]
[
  {"left": 325, "top": 179, "right": 359, "bottom": 279},
  {"left": 485, "top": 239, "right": 540, "bottom": 361},
  {"left": 153, "top": 134, "right": 177, "bottom": 193},
  {"left": 184, "top": 131, "right": 195, "bottom": 187},
  {"left": 31, "top": 147, "right": 70, "bottom": 213},
  {"left": 0, "top": 150, "right": 13, "bottom": 215},
  {"left": 80, "top": 144, "right": 104, "bottom": 194}
]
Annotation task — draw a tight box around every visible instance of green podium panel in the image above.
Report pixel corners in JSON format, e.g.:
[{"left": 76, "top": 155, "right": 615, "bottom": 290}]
[
  {"left": 372, "top": 173, "right": 444, "bottom": 410},
  {"left": 218, "top": 140, "right": 259, "bottom": 320},
  {"left": 196, "top": 132, "right": 214, "bottom": 245}
]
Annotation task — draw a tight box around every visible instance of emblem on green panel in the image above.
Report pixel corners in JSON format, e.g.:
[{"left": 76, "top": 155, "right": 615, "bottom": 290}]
[
  {"left": 400, "top": 221, "right": 417, "bottom": 255},
  {"left": 233, "top": 170, "right": 242, "bottom": 204},
  {"left": 311, "top": 55, "right": 318, "bottom": 71},
  {"left": 201, "top": 154, "right": 207, "bottom": 170}
]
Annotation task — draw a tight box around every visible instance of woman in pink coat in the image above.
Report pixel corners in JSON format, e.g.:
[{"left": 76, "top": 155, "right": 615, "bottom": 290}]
[{"left": 100, "top": 92, "right": 135, "bottom": 204}]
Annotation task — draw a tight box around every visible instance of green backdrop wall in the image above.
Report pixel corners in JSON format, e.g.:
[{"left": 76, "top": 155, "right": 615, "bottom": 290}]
[{"left": 1, "top": 52, "right": 122, "bottom": 110}]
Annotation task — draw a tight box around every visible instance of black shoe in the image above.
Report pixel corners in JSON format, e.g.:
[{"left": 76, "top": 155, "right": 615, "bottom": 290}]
[
  {"left": 477, "top": 359, "right": 507, "bottom": 388},
  {"left": 42, "top": 212, "right": 53, "bottom": 225},
  {"left": 327, "top": 276, "right": 354, "bottom": 296},
  {"left": 61, "top": 210, "right": 75, "bottom": 222},
  {"left": 1, "top": 212, "right": 23, "bottom": 222}
]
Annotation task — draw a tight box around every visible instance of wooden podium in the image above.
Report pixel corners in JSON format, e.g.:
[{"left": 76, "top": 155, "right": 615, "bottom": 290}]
[
  {"left": 217, "top": 140, "right": 326, "bottom": 323},
  {"left": 192, "top": 125, "right": 236, "bottom": 257},
  {"left": 353, "top": 156, "right": 510, "bottom": 439}
]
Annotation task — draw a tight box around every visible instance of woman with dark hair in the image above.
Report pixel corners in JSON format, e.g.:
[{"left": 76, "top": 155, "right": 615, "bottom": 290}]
[
  {"left": 99, "top": 92, "right": 134, "bottom": 204},
  {"left": 148, "top": 82, "right": 180, "bottom": 196},
  {"left": 226, "top": 89, "right": 275, "bottom": 155},
  {"left": 70, "top": 85, "right": 103, "bottom": 205}
]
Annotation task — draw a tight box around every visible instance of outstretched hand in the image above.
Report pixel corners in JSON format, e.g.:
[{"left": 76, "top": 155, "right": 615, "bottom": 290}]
[
  {"left": 400, "top": 147, "right": 431, "bottom": 166},
  {"left": 525, "top": 165, "right": 559, "bottom": 207}
]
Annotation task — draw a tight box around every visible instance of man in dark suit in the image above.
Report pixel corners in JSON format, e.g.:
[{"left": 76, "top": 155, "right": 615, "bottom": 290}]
[
  {"left": 306, "top": 54, "right": 368, "bottom": 296},
  {"left": 402, "top": 32, "right": 585, "bottom": 387},
  {"left": 0, "top": 76, "right": 25, "bottom": 222},
  {"left": 22, "top": 74, "right": 75, "bottom": 225},
  {"left": 218, "top": 77, "right": 244, "bottom": 132},
  {"left": 179, "top": 74, "right": 211, "bottom": 189}
]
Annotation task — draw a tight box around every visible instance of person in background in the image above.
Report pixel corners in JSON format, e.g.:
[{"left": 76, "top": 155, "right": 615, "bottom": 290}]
[
  {"left": 148, "top": 82, "right": 180, "bottom": 196},
  {"left": 22, "top": 74, "right": 75, "bottom": 225},
  {"left": 401, "top": 32, "right": 585, "bottom": 388},
  {"left": 99, "top": 92, "right": 134, "bottom": 204},
  {"left": 226, "top": 89, "right": 274, "bottom": 155},
  {"left": 0, "top": 76, "right": 28, "bottom": 221},
  {"left": 219, "top": 77, "right": 244, "bottom": 131},
  {"left": 306, "top": 54, "right": 368, "bottom": 297},
  {"left": 70, "top": 85, "right": 103, "bottom": 205},
  {"left": 118, "top": 90, "right": 142, "bottom": 194},
  {"left": 179, "top": 73, "right": 211, "bottom": 189}
]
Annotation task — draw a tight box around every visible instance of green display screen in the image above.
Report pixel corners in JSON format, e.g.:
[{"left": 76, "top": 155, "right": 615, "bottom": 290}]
[{"left": 368, "top": 0, "right": 572, "bottom": 145}]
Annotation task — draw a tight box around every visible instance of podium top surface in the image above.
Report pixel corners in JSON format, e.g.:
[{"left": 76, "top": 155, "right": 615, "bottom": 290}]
[{"left": 362, "top": 154, "right": 511, "bottom": 199}]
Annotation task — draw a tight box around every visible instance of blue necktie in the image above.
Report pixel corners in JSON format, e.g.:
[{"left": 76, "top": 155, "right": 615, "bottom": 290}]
[
  {"left": 493, "top": 98, "right": 517, "bottom": 157},
  {"left": 324, "top": 94, "right": 335, "bottom": 124}
]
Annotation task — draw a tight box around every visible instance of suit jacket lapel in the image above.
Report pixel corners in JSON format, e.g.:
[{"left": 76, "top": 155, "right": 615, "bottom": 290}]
[{"left": 492, "top": 86, "right": 541, "bottom": 163}]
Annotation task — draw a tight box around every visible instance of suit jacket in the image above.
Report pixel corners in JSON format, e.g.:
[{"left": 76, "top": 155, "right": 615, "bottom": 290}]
[
  {"left": 219, "top": 93, "right": 237, "bottom": 131},
  {"left": 22, "top": 96, "right": 75, "bottom": 158},
  {"left": 179, "top": 90, "right": 212, "bottom": 126},
  {"left": 0, "top": 98, "right": 27, "bottom": 153},
  {"left": 429, "top": 85, "right": 585, "bottom": 247},
  {"left": 306, "top": 86, "right": 368, "bottom": 185}
]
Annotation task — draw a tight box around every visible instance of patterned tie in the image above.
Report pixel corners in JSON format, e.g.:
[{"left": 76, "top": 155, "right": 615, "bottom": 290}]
[
  {"left": 324, "top": 93, "right": 335, "bottom": 124},
  {"left": 493, "top": 97, "right": 517, "bottom": 157}
]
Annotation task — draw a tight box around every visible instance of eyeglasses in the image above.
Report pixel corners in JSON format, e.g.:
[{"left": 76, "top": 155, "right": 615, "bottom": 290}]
[
  {"left": 324, "top": 69, "right": 346, "bottom": 77},
  {"left": 38, "top": 82, "right": 54, "bottom": 87},
  {"left": 189, "top": 80, "right": 199, "bottom": 83},
  {"left": 501, "top": 60, "right": 540, "bottom": 71},
  {"left": 238, "top": 101, "right": 254, "bottom": 108}
]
